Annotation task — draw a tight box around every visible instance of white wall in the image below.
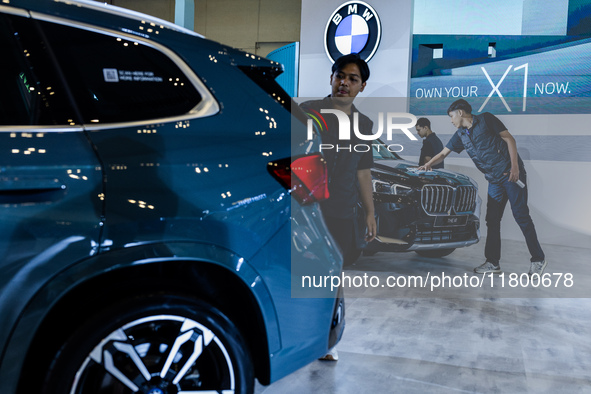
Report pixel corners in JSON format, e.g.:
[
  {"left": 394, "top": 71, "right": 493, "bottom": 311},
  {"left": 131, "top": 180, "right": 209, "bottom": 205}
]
[{"left": 299, "top": 0, "right": 413, "bottom": 98}]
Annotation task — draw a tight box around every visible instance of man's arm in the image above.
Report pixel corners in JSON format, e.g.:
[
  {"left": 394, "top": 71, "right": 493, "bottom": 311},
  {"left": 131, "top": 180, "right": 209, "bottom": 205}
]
[
  {"left": 418, "top": 147, "right": 452, "bottom": 170},
  {"left": 357, "top": 168, "right": 376, "bottom": 242},
  {"left": 499, "top": 130, "right": 520, "bottom": 182}
]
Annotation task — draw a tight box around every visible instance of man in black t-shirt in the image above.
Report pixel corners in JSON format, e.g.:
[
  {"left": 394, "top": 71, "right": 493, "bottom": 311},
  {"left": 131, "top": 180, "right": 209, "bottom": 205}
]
[
  {"left": 301, "top": 54, "right": 376, "bottom": 361},
  {"left": 416, "top": 117, "right": 444, "bottom": 168},
  {"left": 301, "top": 54, "right": 376, "bottom": 265},
  {"left": 419, "top": 99, "right": 546, "bottom": 277}
]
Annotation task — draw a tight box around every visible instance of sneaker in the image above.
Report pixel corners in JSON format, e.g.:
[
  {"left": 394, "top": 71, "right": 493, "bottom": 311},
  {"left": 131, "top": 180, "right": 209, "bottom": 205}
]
[
  {"left": 529, "top": 260, "right": 547, "bottom": 277},
  {"left": 474, "top": 261, "right": 501, "bottom": 274},
  {"left": 319, "top": 348, "right": 338, "bottom": 361}
]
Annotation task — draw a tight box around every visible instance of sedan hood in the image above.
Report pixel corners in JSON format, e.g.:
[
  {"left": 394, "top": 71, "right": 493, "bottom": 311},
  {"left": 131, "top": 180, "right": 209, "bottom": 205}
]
[{"left": 372, "top": 159, "right": 474, "bottom": 188}]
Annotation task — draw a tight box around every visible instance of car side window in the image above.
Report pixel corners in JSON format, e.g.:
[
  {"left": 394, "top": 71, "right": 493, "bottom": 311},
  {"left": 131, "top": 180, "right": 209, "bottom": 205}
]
[
  {"left": 38, "top": 20, "right": 203, "bottom": 124},
  {"left": 0, "top": 14, "right": 77, "bottom": 126}
]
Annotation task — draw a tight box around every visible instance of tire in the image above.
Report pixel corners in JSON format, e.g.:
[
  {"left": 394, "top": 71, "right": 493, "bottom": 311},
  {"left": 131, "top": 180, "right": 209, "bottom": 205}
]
[
  {"left": 415, "top": 248, "right": 455, "bottom": 258},
  {"left": 41, "top": 295, "right": 254, "bottom": 394}
]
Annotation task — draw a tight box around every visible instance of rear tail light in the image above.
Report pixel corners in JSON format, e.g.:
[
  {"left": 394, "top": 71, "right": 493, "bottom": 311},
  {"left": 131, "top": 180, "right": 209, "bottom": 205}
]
[{"left": 268, "top": 154, "right": 329, "bottom": 205}]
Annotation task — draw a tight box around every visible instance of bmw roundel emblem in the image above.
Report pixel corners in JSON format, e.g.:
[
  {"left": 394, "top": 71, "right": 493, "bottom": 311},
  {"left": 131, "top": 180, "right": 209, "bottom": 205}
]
[{"left": 324, "top": 1, "right": 381, "bottom": 63}]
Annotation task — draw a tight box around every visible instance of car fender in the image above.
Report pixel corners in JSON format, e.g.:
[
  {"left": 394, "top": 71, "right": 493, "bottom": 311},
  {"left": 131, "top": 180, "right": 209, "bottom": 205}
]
[{"left": 0, "top": 241, "right": 279, "bottom": 392}]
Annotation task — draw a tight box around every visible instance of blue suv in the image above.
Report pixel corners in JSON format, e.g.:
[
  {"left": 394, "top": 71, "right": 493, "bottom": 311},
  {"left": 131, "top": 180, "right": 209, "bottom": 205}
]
[{"left": 0, "top": 1, "right": 343, "bottom": 393}]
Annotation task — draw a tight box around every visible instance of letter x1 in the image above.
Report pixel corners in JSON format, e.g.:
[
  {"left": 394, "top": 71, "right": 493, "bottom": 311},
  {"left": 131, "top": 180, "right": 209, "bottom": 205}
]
[{"left": 478, "top": 65, "right": 512, "bottom": 113}]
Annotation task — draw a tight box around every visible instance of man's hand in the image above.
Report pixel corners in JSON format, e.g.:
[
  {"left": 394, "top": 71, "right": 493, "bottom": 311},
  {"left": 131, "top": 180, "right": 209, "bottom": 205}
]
[
  {"left": 505, "top": 166, "right": 520, "bottom": 183},
  {"left": 499, "top": 130, "right": 520, "bottom": 183},
  {"left": 365, "top": 214, "right": 377, "bottom": 242},
  {"left": 417, "top": 148, "right": 449, "bottom": 171}
]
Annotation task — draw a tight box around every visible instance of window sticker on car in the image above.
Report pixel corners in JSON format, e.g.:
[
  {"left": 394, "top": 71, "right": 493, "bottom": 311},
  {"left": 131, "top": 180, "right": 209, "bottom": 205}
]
[
  {"left": 102, "top": 68, "right": 163, "bottom": 83},
  {"left": 103, "top": 68, "right": 119, "bottom": 82},
  {"left": 118, "top": 70, "right": 163, "bottom": 82}
]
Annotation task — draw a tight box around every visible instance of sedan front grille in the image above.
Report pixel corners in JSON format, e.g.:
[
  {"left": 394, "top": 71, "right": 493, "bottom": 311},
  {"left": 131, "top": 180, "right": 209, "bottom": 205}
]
[
  {"left": 421, "top": 185, "right": 453, "bottom": 214},
  {"left": 454, "top": 185, "right": 478, "bottom": 213},
  {"left": 421, "top": 185, "right": 477, "bottom": 215}
]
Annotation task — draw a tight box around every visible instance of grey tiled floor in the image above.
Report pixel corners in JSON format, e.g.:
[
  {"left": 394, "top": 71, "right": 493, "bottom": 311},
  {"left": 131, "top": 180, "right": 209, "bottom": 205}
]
[{"left": 256, "top": 238, "right": 591, "bottom": 393}]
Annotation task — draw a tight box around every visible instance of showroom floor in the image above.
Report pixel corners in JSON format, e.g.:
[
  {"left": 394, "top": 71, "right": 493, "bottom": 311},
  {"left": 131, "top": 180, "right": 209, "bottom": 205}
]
[{"left": 256, "top": 238, "right": 591, "bottom": 393}]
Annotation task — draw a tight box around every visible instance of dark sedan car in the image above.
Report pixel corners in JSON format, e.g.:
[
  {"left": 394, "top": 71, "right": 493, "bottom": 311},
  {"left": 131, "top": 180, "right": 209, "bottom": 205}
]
[
  {"left": 358, "top": 140, "right": 481, "bottom": 259},
  {"left": 0, "top": 1, "right": 343, "bottom": 393}
]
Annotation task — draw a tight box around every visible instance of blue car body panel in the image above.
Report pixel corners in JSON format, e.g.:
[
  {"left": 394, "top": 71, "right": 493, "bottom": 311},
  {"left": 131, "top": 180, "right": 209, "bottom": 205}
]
[{"left": 0, "top": 1, "right": 342, "bottom": 391}]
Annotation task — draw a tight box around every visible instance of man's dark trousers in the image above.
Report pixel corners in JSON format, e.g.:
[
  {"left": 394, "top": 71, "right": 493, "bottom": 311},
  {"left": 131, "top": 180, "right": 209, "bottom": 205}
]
[{"left": 484, "top": 175, "right": 545, "bottom": 264}]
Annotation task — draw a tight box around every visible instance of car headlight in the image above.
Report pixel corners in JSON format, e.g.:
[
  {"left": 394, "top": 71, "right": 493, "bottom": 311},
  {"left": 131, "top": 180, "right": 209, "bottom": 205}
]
[{"left": 372, "top": 179, "right": 412, "bottom": 195}]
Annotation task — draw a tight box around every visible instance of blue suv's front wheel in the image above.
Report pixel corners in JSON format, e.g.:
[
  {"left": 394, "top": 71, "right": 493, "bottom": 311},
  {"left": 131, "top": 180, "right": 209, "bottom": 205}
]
[{"left": 41, "top": 295, "right": 254, "bottom": 394}]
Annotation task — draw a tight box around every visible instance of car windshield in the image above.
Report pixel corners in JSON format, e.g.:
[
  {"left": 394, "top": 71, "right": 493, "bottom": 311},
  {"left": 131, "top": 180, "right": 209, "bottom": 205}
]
[{"left": 372, "top": 139, "right": 403, "bottom": 160}]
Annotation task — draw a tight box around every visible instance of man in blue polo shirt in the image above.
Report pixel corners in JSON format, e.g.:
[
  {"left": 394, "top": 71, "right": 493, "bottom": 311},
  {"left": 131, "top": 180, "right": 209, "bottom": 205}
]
[{"left": 419, "top": 99, "right": 546, "bottom": 277}]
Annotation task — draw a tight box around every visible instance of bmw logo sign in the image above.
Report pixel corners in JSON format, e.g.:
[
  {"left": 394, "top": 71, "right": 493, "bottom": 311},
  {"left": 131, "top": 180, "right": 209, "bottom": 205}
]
[{"left": 324, "top": 1, "right": 381, "bottom": 63}]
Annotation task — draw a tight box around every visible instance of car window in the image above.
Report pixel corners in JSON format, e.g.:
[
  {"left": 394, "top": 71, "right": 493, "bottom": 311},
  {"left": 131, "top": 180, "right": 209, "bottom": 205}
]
[
  {"left": 38, "top": 20, "right": 203, "bottom": 124},
  {"left": 0, "top": 14, "right": 78, "bottom": 126},
  {"left": 372, "top": 139, "right": 404, "bottom": 160}
]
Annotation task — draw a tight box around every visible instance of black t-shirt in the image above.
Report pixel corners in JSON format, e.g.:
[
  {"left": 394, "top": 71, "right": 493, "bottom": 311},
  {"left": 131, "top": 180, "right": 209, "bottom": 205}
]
[
  {"left": 420, "top": 132, "right": 444, "bottom": 168},
  {"left": 300, "top": 97, "right": 374, "bottom": 219}
]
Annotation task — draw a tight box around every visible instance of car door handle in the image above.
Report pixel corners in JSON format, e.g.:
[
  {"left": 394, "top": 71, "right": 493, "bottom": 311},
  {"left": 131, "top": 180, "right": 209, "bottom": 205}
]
[{"left": 0, "top": 178, "right": 67, "bottom": 204}]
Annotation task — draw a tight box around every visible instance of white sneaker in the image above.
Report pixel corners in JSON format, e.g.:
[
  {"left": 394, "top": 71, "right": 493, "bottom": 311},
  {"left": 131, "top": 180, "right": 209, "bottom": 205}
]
[
  {"left": 319, "top": 348, "right": 338, "bottom": 361},
  {"left": 529, "top": 260, "right": 547, "bottom": 277},
  {"left": 474, "top": 261, "right": 501, "bottom": 274}
]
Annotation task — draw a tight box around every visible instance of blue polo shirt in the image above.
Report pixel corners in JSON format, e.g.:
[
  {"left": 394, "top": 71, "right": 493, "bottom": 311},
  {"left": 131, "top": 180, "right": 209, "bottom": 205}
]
[{"left": 446, "top": 112, "right": 525, "bottom": 184}]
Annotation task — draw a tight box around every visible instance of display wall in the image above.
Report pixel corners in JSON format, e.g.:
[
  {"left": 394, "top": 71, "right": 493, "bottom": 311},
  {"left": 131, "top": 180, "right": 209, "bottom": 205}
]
[
  {"left": 410, "top": 0, "right": 591, "bottom": 115},
  {"left": 408, "top": 0, "right": 591, "bottom": 248},
  {"left": 298, "top": 0, "right": 591, "bottom": 248}
]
